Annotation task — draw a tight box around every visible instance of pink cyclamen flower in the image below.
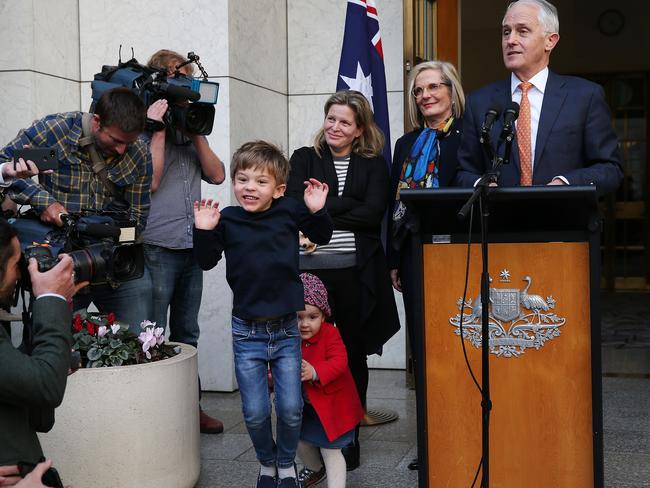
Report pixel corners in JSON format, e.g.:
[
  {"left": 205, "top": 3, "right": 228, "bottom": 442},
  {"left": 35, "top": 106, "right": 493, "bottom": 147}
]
[
  {"left": 154, "top": 327, "right": 165, "bottom": 345},
  {"left": 140, "top": 320, "right": 155, "bottom": 330},
  {"left": 97, "top": 326, "right": 108, "bottom": 337},
  {"left": 138, "top": 329, "right": 156, "bottom": 359},
  {"left": 110, "top": 324, "right": 120, "bottom": 335}
]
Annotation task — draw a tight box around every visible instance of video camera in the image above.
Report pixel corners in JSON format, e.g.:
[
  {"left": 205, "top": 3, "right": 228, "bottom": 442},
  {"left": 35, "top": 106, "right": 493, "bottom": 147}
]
[
  {"left": 9, "top": 211, "right": 144, "bottom": 291},
  {"left": 90, "top": 51, "right": 219, "bottom": 135}
]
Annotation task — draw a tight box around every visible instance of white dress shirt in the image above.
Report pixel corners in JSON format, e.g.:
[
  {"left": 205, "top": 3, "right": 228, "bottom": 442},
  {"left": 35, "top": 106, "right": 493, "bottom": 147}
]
[
  {"left": 510, "top": 68, "right": 568, "bottom": 184},
  {"left": 510, "top": 67, "right": 548, "bottom": 171}
]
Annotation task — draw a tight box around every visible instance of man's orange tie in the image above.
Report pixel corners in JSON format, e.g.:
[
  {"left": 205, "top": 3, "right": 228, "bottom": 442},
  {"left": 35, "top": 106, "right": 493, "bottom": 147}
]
[{"left": 518, "top": 81, "right": 533, "bottom": 186}]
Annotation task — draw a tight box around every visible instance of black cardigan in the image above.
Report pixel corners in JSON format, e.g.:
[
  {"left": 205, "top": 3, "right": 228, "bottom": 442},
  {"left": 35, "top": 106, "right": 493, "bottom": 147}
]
[{"left": 287, "top": 145, "right": 400, "bottom": 354}]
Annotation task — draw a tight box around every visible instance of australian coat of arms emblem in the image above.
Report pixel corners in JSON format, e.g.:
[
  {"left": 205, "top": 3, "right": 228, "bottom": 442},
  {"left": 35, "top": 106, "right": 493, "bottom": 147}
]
[{"left": 448, "top": 271, "right": 566, "bottom": 358}]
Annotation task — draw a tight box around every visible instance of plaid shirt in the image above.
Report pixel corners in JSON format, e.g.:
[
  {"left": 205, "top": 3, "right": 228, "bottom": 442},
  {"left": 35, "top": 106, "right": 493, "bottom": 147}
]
[{"left": 0, "top": 112, "right": 152, "bottom": 232}]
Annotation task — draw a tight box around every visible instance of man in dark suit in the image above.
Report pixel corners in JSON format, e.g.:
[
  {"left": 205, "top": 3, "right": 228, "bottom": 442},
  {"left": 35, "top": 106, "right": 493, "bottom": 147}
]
[
  {"left": 0, "top": 218, "right": 86, "bottom": 484},
  {"left": 456, "top": 0, "right": 623, "bottom": 195}
]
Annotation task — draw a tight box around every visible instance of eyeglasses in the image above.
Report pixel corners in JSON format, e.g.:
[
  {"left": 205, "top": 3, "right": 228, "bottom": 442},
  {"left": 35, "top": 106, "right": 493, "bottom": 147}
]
[{"left": 412, "top": 82, "right": 451, "bottom": 99}]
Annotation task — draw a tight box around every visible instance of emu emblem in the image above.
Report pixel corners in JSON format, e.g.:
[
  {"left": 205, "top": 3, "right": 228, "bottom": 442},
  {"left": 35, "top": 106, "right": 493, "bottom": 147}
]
[{"left": 449, "top": 274, "right": 566, "bottom": 358}]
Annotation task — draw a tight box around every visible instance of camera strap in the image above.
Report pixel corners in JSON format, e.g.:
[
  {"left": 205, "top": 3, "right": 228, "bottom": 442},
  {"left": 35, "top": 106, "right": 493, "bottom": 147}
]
[{"left": 79, "top": 113, "right": 124, "bottom": 202}]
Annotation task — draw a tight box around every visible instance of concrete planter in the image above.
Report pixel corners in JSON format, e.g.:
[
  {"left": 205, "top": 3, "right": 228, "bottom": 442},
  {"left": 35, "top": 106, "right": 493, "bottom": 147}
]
[{"left": 39, "top": 343, "right": 200, "bottom": 488}]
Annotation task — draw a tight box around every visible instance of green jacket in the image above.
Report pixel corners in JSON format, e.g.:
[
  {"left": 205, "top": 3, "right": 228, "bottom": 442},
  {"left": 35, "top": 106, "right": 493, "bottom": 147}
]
[{"left": 0, "top": 296, "right": 71, "bottom": 466}]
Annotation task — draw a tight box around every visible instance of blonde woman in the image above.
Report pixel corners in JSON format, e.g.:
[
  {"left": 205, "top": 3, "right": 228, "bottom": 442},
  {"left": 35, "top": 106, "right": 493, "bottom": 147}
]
[
  {"left": 287, "top": 90, "right": 400, "bottom": 472},
  {"left": 387, "top": 60, "right": 465, "bottom": 471}
]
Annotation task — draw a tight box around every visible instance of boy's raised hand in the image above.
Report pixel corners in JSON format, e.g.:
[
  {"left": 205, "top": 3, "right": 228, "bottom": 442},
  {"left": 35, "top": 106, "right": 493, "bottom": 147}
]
[
  {"left": 303, "top": 178, "right": 329, "bottom": 214},
  {"left": 193, "top": 199, "right": 221, "bottom": 230}
]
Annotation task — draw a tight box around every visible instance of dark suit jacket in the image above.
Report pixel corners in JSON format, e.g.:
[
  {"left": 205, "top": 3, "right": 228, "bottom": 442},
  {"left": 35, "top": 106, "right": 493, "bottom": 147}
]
[
  {"left": 455, "top": 71, "right": 623, "bottom": 195},
  {"left": 0, "top": 297, "right": 72, "bottom": 466}
]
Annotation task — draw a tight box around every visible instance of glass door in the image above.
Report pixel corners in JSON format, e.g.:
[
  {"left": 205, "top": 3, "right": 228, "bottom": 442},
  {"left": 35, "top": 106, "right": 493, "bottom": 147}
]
[{"left": 587, "top": 73, "right": 650, "bottom": 290}]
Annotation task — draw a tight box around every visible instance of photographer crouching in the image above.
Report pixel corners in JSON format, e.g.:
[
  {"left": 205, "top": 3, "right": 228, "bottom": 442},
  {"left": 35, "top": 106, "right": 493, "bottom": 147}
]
[
  {"left": 0, "top": 218, "right": 88, "bottom": 487},
  {"left": 0, "top": 88, "right": 152, "bottom": 327}
]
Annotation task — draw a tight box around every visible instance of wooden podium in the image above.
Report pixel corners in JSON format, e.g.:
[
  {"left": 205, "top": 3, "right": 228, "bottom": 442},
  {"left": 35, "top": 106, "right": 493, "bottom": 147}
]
[{"left": 401, "top": 186, "right": 604, "bottom": 488}]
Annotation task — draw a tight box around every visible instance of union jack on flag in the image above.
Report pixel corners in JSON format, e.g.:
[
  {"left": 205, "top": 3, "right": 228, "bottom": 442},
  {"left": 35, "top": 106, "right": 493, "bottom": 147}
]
[{"left": 336, "top": 0, "right": 391, "bottom": 165}]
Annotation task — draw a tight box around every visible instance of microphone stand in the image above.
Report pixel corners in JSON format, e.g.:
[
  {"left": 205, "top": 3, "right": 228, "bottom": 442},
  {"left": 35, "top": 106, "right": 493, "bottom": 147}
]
[{"left": 457, "top": 127, "right": 513, "bottom": 488}]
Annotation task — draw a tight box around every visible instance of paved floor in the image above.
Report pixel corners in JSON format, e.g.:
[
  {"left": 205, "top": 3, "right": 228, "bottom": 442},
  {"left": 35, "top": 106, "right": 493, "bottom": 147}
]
[
  {"left": 197, "top": 369, "right": 650, "bottom": 487},
  {"left": 197, "top": 292, "right": 650, "bottom": 487}
]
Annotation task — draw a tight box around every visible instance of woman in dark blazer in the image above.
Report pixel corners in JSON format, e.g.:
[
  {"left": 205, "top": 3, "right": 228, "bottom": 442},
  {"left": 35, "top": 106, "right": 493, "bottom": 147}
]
[
  {"left": 287, "top": 90, "right": 400, "bottom": 470},
  {"left": 386, "top": 60, "right": 465, "bottom": 469}
]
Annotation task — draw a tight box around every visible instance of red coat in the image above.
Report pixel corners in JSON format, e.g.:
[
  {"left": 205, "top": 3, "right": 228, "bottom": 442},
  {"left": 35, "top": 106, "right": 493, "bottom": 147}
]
[{"left": 302, "top": 322, "right": 364, "bottom": 442}]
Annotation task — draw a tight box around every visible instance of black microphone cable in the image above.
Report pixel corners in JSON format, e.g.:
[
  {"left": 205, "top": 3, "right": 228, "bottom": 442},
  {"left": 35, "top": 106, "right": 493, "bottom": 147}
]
[
  {"left": 458, "top": 202, "right": 481, "bottom": 394},
  {"left": 458, "top": 197, "right": 489, "bottom": 488}
]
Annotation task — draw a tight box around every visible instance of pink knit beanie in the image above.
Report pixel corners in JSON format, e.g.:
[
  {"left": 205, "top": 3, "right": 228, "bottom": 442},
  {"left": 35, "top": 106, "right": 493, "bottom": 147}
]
[{"left": 300, "top": 272, "right": 331, "bottom": 318}]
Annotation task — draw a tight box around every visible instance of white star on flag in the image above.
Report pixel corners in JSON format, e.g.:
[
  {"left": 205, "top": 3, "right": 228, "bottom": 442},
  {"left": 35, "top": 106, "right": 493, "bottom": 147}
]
[{"left": 339, "top": 62, "right": 374, "bottom": 112}]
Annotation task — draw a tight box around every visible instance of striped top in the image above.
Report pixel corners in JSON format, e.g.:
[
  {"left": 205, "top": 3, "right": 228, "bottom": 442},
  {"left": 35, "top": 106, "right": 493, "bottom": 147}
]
[{"left": 301, "top": 156, "right": 356, "bottom": 255}]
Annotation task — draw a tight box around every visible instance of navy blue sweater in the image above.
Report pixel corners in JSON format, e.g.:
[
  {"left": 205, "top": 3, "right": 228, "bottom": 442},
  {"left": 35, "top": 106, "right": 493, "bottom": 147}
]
[{"left": 193, "top": 197, "right": 332, "bottom": 320}]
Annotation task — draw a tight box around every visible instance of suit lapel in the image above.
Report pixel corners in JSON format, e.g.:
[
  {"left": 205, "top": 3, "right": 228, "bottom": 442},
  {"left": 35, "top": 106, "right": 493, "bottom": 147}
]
[{"left": 534, "top": 71, "right": 567, "bottom": 171}]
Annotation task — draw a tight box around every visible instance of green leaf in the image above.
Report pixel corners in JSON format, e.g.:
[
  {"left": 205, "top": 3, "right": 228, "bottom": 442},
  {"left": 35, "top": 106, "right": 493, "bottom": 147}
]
[
  {"left": 87, "top": 347, "right": 102, "bottom": 361},
  {"left": 109, "top": 339, "right": 122, "bottom": 349},
  {"left": 118, "top": 349, "right": 129, "bottom": 360}
]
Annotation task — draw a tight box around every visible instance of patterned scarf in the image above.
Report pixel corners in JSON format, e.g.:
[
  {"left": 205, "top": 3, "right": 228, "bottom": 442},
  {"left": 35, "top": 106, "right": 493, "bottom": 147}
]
[{"left": 393, "top": 117, "right": 454, "bottom": 223}]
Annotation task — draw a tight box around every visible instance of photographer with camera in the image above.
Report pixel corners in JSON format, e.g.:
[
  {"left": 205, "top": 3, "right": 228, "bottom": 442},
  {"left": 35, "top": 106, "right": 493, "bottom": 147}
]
[
  {"left": 0, "top": 218, "right": 87, "bottom": 486},
  {"left": 143, "top": 49, "right": 226, "bottom": 434},
  {"left": 0, "top": 87, "right": 153, "bottom": 327}
]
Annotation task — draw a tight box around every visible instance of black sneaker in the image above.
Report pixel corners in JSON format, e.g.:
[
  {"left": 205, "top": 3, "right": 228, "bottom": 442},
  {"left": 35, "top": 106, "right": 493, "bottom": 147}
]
[
  {"left": 276, "top": 476, "right": 300, "bottom": 488},
  {"left": 298, "top": 466, "right": 326, "bottom": 486},
  {"left": 256, "top": 474, "right": 276, "bottom": 488}
]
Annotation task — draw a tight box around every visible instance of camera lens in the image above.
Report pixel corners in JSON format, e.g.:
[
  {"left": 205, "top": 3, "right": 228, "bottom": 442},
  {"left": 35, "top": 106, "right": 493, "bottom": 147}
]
[
  {"left": 110, "top": 244, "right": 144, "bottom": 282},
  {"left": 68, "top": 244, "right": 107, "bottom": 284},
  {"left": 172, "top": 105, "right": 214, "bottom": 135}
]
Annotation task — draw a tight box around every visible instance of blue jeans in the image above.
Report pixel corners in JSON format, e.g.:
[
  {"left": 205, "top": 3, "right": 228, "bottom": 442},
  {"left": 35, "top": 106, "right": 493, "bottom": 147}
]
[
  {"left": 144, "top": 244, "right": 202, "bottom": 346},
  {"left": 73, "top": 267, "right": 152, "bottom": 328},
  {"left": 232, "top": 314, "right": 303, "bottom": 469}
]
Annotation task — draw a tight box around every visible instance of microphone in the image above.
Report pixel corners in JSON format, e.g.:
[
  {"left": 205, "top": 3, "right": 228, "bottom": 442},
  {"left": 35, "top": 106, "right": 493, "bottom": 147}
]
[
  {"left": 76, "top": 222, "right": 121, "bottom": 239},
  {"left": 499, "top": 101, "right": 520, "bottom": 140},
  {"left": 480, "top": 105, "right": 501, "bottom": 134},
  {"left": 153, "top": 82, "right": 201, "bottom": 102}
]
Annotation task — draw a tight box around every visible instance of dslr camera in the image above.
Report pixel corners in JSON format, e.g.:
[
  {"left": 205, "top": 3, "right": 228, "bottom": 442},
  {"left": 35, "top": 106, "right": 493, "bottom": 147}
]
[
  {"left": 10, "top": 211, "right": 144, "bottom": 291},
  {"left": 90, "top": 52, "right": 219, "bottom": 135}
]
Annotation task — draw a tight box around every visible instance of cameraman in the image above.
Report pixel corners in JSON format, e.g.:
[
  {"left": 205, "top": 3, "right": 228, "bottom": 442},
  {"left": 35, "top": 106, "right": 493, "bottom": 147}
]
[
  {"left": 0, "top": 88, "right": 153, "bottom": 327},
  {"left": 143, "top": 49, "right": 226, "bottom": 434},
  {"left": 0, "top": 218, "right": 87, "bottom": 485}
]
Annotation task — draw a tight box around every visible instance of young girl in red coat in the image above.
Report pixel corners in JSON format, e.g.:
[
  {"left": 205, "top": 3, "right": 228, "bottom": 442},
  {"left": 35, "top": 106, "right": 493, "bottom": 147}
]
[{"left": 296, "top": 273, "right": 364, "bottom": 488}]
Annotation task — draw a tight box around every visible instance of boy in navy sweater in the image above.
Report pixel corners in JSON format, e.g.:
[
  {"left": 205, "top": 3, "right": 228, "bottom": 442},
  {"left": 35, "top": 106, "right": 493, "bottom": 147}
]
[{"left": 193, "top": 140, "right": 332, "bottom": 488}]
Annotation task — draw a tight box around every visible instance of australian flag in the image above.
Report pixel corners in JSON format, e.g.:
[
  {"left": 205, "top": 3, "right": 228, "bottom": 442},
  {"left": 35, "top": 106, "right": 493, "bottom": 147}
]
[{"left": 336, "top": 0, "right": 391, "bottom": 166}]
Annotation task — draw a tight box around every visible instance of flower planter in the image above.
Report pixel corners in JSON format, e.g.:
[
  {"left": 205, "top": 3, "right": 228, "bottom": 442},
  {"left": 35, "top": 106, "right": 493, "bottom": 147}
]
[{"left": 38, "top": 343, "right": 200, "bottom": 488}]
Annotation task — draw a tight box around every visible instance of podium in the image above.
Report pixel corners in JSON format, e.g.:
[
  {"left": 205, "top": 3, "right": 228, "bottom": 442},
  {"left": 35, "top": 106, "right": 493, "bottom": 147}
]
[{"left": 401, "top": 186, "right": 604, "bottom": 488}]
